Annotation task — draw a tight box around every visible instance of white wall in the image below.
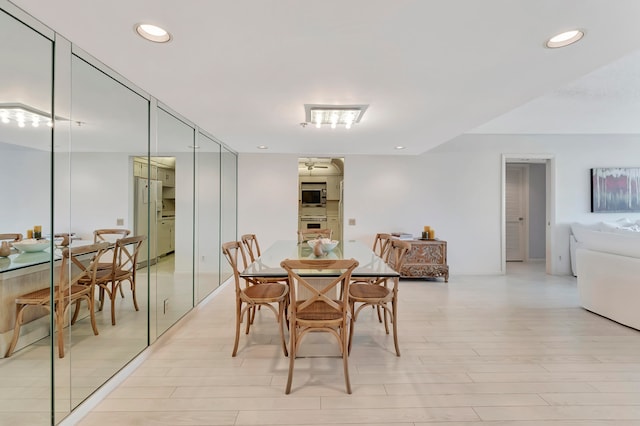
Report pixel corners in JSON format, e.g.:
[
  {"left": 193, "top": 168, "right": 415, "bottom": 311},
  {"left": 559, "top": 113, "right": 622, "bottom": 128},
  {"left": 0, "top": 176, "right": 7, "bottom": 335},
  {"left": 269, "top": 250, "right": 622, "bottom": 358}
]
[{"left": 238, "top": 133, "right": 640, "bottom": 276}]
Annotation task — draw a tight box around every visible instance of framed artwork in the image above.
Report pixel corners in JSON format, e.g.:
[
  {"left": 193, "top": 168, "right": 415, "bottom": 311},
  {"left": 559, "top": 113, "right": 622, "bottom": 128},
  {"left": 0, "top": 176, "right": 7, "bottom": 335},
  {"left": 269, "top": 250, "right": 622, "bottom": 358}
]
[{"left": 591, "top": 167, "right": 640, "bottom": 212}]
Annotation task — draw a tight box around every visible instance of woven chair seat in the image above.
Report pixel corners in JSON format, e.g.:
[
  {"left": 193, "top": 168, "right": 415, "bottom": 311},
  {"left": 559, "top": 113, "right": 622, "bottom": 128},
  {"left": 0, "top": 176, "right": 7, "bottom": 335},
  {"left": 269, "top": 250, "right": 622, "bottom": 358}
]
[
  {"left": 349, "top": 283, "right": 390, "bottom": 300},
  {"left": 294, "top": 300, "right": 344, "bottom": 322},
  {"left": 244, "top": 283, "right": 288, "bottom": 300}
]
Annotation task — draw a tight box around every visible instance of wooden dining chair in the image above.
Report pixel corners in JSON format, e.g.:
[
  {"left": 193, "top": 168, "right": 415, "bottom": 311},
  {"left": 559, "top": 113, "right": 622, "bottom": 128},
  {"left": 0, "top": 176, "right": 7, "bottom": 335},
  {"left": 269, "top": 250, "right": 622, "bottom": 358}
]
[
  {"left": 5, "top": 241, "right": 110, "bottom": 358},
  {"left": 92, "top": 228, "right": 131, "bottom": 297},
  {"left": 280, "top": 258, "right": 359, "bottom": 394},
  {"left": 77, "top": 235, "right": 146, "bottom": 325},
  {"left": 240, "top": 233, "right": 262, "bottom": 262},
  {"left": 372, "top": 233, "right": 393, "bottom": 259},
  {"left": 222, "top": 241, "right": 289, "bottom": 357},
  {"left": 348, "top": 239, "right": 410, "bottom": 356},
  {"left": 0, "top": 233, "right": 23, "bottom": 242},
  {"left": 297, "top": 228, "right": 332, "bottom": 242}
]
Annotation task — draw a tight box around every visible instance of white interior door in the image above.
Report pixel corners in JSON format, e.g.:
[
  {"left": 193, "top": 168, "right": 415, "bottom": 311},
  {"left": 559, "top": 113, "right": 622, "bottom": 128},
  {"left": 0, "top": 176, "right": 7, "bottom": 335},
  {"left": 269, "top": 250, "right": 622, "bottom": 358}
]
[{"left": 506, "top": 164, "right": 527, "bottom": 261}]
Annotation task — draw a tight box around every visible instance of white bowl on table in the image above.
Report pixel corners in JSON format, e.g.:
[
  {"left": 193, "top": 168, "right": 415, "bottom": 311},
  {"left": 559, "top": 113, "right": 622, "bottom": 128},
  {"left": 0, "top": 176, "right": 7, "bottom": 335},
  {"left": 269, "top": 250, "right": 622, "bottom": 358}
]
[
  {"left": 12, "top": 239, "right": 51, "bottom": 253},
  {"left": 307, "top": 239, "right": 339, "bottom": 253}
]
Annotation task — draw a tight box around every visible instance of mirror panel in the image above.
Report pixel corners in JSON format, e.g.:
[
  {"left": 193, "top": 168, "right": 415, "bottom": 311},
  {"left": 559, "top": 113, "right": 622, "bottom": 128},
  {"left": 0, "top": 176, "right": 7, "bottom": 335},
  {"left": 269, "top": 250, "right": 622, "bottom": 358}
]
[
  {"left": 195, "top": 133, "right": 221, "bottom": 301},
  {"left": 0, "top": 9, "right": 53, "bottom": 425},
  {"left": 63, "top": 54, "right": 149, "bottom": 408},
  {"left": 220, "top": 146, "right": 237, "bottom": 284},
  {"left": 152, "top": 108, "right": 195, "bottom": 336}
]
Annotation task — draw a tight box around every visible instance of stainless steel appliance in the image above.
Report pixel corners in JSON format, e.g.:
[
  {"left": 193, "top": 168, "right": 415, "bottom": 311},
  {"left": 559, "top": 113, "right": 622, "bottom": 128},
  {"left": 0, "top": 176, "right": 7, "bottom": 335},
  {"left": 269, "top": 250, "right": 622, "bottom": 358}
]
[
  {"left": 299, "top": 215, "right": 327, "bottom": 230},
  {"left": 134, "top": 177, "right": 162, "bottom": 264}
]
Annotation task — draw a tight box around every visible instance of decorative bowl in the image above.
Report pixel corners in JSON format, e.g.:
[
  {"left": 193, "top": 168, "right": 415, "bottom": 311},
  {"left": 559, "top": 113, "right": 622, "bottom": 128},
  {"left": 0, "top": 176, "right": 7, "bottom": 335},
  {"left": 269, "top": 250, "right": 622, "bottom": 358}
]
[
  {"left": 12, "top": 239, "right": 51, "bottom": 253},
  {"left": 307, "top": 239, "right": 339, "bottom": 253}
]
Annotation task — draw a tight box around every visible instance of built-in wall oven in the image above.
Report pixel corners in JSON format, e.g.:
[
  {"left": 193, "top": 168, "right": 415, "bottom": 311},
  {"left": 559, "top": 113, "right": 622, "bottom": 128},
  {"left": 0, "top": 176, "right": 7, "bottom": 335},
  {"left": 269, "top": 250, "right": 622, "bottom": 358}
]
[{"left": 299, "top": 215, "right": 327, "bottom": 230}]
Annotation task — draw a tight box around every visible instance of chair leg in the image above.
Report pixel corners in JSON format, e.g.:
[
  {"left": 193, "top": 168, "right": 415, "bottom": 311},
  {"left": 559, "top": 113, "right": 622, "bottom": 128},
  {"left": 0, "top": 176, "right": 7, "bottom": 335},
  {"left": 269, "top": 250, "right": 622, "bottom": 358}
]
[
  {"left": 285, "top": 324, "right": 296, "bottom": 394},
  {"left": 129, "top": 278, "right": 139, "bottom": 311},
  {"left": 110, "top": 284, "right": 118, "bottom": 326},
  {"left": 56, "top": 304, "right": 65, "bottom": 358},
  {"left": 232, "top": 299, "right": 242, "bottom": 357},
  {"left": 71, "top": 299, "right": 82, "bottom": 324},
  {"left": 391, "top": 297, "right": 400, "bottom": 357},
  {"left": 382, "top": 303, "right": 390, "bottom": 334},
  {"left": 5, "top": 304, "right": 27, "bottom": 357},
  {"left": 342, "top": 320, "right": 352, "bottom": 394},
  {"left": 347, "top": 301, "right": 355, "bottom": 355},
  {"left": 87, "top": 296, "right": 99, "bottom": 335},
  {"left": 278, "top": 301, "right": 288, "bottom": 357}
]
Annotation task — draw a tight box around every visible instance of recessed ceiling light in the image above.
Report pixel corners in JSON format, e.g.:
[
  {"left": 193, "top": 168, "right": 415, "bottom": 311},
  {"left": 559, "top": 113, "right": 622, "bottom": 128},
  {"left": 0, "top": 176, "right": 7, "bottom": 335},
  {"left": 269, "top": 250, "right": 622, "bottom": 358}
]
[
  {"left": 546, "top": 29, "right": 584, "bottom": 48},
  {"left": 257, "top": 145, "right": 269, "bottom": 150},
  {"left": 135, "top": 23, "right": 172, "bottom": 43},
  {"left": 395, "top": 146, "right": 406, "bottom": 150}
]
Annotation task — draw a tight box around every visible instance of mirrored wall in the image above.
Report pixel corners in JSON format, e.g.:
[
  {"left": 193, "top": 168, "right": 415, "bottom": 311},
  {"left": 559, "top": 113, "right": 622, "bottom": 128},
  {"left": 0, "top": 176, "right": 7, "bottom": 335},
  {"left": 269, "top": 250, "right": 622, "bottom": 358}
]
[{"left": 0, "top": 2, "right": 237, "bottom": 424}]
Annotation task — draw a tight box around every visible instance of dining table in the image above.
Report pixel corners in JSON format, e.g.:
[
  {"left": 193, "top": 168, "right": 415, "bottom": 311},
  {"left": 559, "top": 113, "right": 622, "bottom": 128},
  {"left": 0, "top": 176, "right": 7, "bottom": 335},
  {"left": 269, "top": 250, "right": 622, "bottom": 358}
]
[{"left": 240, "top": 239, "right": 400, "bottom": 280}]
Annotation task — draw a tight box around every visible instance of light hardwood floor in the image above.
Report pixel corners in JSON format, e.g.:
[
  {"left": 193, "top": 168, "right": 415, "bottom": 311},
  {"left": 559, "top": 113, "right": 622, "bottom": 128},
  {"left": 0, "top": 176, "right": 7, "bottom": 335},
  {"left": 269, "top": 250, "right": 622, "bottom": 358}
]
[{"left": 78, "top": 262, "right": 640, "bottom": 425}]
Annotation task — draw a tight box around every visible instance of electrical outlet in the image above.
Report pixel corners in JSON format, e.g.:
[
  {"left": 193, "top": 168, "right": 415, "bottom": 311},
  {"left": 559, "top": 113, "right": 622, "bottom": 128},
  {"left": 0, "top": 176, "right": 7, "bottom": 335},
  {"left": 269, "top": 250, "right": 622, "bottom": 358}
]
[
  {"left": 348, "top": 218, "right": 356, "bottom": 226},
  {"left": 116, "top": 218, "right": 124, "bottom": 226}
]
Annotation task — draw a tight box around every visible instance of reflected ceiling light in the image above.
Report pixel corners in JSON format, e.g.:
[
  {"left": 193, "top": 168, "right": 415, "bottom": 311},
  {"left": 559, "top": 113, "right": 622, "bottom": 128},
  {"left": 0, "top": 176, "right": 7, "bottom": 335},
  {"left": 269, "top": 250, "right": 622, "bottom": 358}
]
[
  {"left": 395, "top": 146, "right": 406, "bottom": 150},
  {"left": 135, "top": 23, "right": 172, "bottom": 43},
  {"left": 546, "top": 29, "right": 584, "bottom": 48},
  {"left": 0, "top": 103, "right": 53, "bottom": 128},
  {"left": 304, "top": 104, "right": 368, "bottom": 129},
  {"left": 257, "top": 145, "right": 269, "bottom": 149}
]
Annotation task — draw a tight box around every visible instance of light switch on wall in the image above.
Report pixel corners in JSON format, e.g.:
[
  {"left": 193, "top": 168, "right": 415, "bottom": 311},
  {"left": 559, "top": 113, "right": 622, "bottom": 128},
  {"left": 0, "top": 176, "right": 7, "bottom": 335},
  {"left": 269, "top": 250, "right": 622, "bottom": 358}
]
[
  {"left": 348, "top": 218, "right": 356, "bottom": 226},
  {"left": 116, "top": 218, "right": 124, "bottom": 226}
]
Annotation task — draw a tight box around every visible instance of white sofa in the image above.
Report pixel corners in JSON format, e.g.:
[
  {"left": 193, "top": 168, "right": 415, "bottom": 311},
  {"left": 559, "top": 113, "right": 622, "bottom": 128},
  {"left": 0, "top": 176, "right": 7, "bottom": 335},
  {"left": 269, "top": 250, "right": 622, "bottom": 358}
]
[
  {"left": 569, "top": 219, "right": 640, "bottom": 276},
  {"left": 572, "top": 221, "right": 640, "bottom": 331}
]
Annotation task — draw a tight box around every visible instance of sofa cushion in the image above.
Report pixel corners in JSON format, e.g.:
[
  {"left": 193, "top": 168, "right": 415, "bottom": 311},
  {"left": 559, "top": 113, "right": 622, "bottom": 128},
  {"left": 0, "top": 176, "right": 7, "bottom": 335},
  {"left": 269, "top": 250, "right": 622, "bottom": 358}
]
[{"left": 579, "top": 228, "right": 640, "bottom": 259}]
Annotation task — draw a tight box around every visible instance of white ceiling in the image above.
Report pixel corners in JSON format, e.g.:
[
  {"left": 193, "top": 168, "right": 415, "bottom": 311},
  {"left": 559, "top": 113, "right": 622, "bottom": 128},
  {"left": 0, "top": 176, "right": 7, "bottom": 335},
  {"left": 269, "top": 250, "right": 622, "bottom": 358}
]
[{"left": 10, "top": 0, "right": 640, "bottom": 155}]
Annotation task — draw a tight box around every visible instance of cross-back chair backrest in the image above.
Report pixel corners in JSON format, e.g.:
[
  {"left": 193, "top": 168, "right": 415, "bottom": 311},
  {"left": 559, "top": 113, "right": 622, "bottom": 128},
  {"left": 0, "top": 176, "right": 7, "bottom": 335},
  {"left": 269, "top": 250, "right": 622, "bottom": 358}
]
[
  {"left": 387, "top": 240, "right": 411, "bottom": 272},
  {"left": 373, "top": 233, "right": 392, "bottom": 260},
  {"left": 280, "top": 258, "right": 359, "bottom": 318},
  {"left": 115, "top": 235, "right": 146, "bottom": 274},
  {"left": 0, "top": 233, "right": 23, "bottom": 242},
  {"left": 59, "top": 242, "right": 111, "bottom": 298},
  {"left": 222, "top": 241, "right": 249, "bottom": 292},
  {"left": 297, "top": 228, "right": 332, "bottom": 243},
  {"left": 93, "top": 228, "right": 131, "bottom": 265},
  {"left": 240, "top": 234, "right": 261, "bottom": 262}
]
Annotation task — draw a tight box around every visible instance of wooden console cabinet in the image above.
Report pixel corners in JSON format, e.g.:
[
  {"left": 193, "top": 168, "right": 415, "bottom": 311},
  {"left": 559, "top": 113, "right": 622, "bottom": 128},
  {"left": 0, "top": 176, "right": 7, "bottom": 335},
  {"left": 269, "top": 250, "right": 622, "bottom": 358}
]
[{"left": 396, "top": 239, "right": 449, "bottom": 282}]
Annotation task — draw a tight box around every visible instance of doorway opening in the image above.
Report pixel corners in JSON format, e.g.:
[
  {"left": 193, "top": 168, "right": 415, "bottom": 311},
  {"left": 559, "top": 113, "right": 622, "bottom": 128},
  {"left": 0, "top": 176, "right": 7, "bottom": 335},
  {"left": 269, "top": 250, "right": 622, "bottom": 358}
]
[
  {"left": 501, "top": 155, "right": 555, "bottom": 275},
  {"left": 297, "top": 157, "right": 344, "bottom": 241}
]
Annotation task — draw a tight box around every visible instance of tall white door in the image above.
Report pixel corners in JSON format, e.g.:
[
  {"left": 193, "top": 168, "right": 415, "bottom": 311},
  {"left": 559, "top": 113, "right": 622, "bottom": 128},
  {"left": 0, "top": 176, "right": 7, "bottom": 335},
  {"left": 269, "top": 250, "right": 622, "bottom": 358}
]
[{"left": 506, "top": 164, "right": 527, "bottom": 261}]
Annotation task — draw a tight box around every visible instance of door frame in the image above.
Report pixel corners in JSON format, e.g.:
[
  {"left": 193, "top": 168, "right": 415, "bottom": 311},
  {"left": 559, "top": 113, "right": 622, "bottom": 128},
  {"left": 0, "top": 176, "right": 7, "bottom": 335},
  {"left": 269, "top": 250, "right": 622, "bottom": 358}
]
[{"left": 501, "top": 154, "right": 556, "bottom": 275}]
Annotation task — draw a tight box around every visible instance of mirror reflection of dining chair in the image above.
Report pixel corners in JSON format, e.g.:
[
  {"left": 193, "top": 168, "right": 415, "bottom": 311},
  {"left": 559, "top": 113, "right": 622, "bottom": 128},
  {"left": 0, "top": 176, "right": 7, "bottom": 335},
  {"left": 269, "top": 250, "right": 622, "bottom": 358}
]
[
  {"left": 348, "top": 239, "right": 410, "bottom": 357},
  {"left": 93, "top": 228, "right": 131, "bottom": 297},
  {"left": 280, "top": 258, "right": 359, "bottom": 394},
  {"left": 0, "top": 233, "right": 22, "bottom": 257},
  {"left": 0, "top": 233, "right": 23, "bottom": 242},
  {"left": 222, "top": 241, "right": 289, "bottom": 357},
  {"left": 76, "top": 235, "right": 145, "bottom": 326},
  {"left": 5, "top": 242, "right": 110, "bottom": 358}
]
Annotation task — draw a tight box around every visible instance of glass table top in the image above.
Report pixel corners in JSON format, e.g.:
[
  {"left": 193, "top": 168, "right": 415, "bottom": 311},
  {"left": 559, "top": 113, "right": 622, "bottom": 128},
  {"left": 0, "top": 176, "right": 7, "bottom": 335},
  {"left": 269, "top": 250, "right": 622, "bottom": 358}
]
[{"left": 240, "top": 240, "right": 399, "bottom": 278}]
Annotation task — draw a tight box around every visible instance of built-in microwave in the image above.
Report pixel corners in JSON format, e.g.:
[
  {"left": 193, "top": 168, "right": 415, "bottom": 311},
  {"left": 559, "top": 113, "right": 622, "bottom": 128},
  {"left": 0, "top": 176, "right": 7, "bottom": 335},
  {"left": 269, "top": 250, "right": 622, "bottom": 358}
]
[{"left": 300, "top": 187, "right": 327, "bottom": 206}]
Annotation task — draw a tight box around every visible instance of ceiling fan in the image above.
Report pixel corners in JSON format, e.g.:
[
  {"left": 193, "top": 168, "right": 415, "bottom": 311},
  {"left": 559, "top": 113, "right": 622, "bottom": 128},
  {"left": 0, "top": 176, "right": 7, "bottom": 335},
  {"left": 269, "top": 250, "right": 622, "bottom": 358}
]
[{"left": 303, "top": 160, "right": 329, "bottom": 171}]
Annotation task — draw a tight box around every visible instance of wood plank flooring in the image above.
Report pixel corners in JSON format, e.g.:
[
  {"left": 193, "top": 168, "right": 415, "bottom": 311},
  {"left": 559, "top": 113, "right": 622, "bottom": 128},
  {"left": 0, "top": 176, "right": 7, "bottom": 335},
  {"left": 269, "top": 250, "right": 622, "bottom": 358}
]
[{"left": 78, "top": 262, "right": 640, "bottom": 425}]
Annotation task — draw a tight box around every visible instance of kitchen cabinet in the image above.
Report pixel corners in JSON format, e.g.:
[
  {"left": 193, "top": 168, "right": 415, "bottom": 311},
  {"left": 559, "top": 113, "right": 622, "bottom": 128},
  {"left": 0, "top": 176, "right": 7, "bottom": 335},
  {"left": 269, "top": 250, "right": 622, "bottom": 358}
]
[
  {"left": 158, "top": 217, "right": 175, "bottom": 256},
  {"left": 159, "top": 168, "right": 175, "bottom": 187},
  {"left": 326, "top": 176, "right": 342, "bottom": 200},
  {"left": 133, "top": 161, "right": 157, "bottom": 180}
]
